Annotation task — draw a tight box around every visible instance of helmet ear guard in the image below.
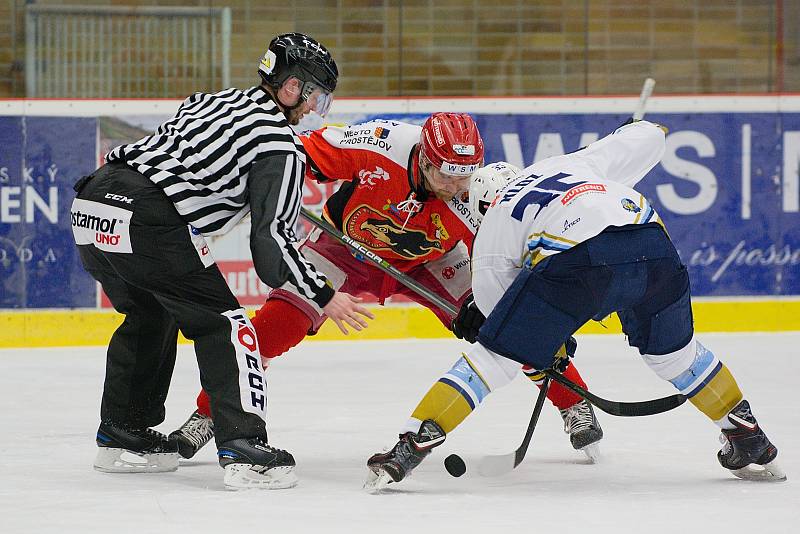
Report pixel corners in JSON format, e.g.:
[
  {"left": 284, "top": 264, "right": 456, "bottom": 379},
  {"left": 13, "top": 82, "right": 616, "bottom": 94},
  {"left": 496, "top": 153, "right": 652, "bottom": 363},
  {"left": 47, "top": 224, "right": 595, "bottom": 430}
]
[{"left": 468, "top": 161, "right": 522, "bottom": 220}]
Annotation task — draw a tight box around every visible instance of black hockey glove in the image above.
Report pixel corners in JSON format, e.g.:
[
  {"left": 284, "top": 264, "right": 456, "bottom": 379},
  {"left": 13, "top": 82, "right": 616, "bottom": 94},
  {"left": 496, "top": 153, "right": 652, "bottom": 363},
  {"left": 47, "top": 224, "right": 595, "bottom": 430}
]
[
  {"left": 451, "top": 294, "right": 485, "bottom": 344},
  {"left": 552, "top": 335, "right": 578, "bottom": 373}
]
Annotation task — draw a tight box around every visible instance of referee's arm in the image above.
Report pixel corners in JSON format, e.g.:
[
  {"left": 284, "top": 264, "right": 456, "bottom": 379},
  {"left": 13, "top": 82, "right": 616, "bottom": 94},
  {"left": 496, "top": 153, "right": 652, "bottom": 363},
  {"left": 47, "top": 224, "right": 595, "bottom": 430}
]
[{"left": 248, "top": 152, "right": 335, "bottom": 308}]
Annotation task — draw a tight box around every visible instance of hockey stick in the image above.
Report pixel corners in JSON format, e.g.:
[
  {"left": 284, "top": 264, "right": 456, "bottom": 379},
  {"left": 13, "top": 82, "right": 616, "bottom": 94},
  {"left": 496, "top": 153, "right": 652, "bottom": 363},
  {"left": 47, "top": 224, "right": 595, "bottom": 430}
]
[
  {"left": 299, "top": 206, "right": 684, "bottom": 418},
  {"left": 543, "top": 368, "right": 684, "bottom": 417},
  {"left": 633, "top": 77, "right": 656, "bottom": 121},
  {"left": 474, "top": 377, "right": 552, "bottom": 477}
]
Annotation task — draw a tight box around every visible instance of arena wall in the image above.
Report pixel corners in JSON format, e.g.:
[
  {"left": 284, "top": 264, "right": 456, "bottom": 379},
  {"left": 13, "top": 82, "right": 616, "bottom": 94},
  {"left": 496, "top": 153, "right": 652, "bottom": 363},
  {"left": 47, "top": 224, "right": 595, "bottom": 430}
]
[{"left": 1, "top": 95, "right": 799, "bottom": 347}]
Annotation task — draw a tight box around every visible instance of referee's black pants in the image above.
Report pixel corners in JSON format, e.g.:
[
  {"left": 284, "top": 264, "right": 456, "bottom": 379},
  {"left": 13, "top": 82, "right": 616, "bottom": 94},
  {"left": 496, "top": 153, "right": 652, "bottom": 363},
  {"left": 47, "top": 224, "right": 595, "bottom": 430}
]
[{"left": 72, "top": 162, "right": 268, "bottom": 445}]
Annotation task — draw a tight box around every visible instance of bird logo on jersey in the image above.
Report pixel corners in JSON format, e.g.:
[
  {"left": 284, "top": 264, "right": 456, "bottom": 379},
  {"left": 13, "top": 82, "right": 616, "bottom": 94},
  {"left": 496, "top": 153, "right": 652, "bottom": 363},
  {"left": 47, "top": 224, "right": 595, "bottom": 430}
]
[
  {"left": 345, "top": 205, "right": 444, "bottom": 259},
  {"left": 621, "top": 198, "right": 641, "bottom": 213}
]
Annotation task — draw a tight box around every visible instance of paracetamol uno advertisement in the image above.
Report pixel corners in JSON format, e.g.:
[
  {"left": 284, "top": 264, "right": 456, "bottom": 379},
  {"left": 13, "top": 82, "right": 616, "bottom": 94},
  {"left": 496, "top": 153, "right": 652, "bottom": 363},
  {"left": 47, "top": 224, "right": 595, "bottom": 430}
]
[{"left": 1, "top": 97, "right": 799, "bottom": 308}]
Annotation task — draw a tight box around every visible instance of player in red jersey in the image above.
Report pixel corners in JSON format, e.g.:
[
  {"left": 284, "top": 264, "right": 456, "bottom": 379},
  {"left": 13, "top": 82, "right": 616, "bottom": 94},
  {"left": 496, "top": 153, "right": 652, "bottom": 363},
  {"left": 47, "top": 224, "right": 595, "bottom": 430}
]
[{"left": 169, "top": 113, "right": 603, "bottom": 460}]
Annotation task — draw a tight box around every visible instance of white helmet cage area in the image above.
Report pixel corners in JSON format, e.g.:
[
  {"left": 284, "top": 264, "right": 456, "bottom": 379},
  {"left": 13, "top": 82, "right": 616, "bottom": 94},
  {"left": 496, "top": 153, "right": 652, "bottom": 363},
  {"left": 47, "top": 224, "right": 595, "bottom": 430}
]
[{"left": 468, "top": 161, "right": 523, "bottom": 219}]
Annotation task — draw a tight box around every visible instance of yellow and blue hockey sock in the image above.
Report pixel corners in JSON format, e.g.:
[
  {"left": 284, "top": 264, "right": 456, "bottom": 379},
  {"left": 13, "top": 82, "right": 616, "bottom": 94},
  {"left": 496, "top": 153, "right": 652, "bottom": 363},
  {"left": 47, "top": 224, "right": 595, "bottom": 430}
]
[
  {"left": 402, "top": 355, "right": 491, "bottom": 435},
  {"left": 645, "top": 338, "right": 742, "bottom": 428}
]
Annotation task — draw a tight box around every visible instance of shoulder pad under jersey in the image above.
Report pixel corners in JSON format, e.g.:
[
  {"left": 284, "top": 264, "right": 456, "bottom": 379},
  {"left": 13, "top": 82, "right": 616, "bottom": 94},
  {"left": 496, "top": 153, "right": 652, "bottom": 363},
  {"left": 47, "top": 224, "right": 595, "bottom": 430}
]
[{"left": 320, "top": 120, "right": 421, "bottom": 168}]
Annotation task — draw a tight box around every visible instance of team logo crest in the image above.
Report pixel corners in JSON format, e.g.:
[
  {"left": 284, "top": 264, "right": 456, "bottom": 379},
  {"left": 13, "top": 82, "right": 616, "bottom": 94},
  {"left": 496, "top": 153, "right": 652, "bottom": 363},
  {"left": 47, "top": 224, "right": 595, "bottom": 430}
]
[
  {"left": 621, "top": 198, "right": 641, "bottom": 213},
  {"left": 344, "top": 205, "right": 443, "bottom": 259},
  {"left": 374, "top": 127, "right": 391, "bottom": 139},
  {"left": 358, "top": 166, "right": 390, "bottom": 188},
  {"left": 442, "top": 266, "right": 456, "bottom": 279}
]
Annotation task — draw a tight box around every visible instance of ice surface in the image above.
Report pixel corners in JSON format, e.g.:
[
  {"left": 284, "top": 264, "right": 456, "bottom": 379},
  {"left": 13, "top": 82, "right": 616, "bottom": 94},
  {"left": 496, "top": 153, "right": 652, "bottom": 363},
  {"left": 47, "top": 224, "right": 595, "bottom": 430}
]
[{"left": 1, "top": 333, "right": 798, "bottom": 533}]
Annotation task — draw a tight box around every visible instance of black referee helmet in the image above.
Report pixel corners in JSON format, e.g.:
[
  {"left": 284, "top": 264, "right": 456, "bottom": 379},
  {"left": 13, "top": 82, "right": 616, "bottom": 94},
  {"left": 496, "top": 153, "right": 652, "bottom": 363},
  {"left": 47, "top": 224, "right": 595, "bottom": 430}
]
[{"left": 258, "top": 32, "right": 339, "bottom": 94}]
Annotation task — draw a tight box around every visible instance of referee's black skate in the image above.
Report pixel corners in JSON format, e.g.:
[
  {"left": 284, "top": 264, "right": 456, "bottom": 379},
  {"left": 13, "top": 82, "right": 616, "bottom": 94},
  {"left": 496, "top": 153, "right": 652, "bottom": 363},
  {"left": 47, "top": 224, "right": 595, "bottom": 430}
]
[
  {"left": 217, "top": 436, "right": 297, "bottom": 489},
  {"left": 559, "top": 399, "right": 603, "bottom": 462},
  {"left": 94, "top": 422, "right": 179, "bottom": 473},
  {"left": 717, "top": 400, "right": 786, "bottom": 481},
  {"left": 364, "top": 419, "right": 446, "bottom": 492},
  {"left": 169, "top": 410, "right": 214, "bottom": 459}
]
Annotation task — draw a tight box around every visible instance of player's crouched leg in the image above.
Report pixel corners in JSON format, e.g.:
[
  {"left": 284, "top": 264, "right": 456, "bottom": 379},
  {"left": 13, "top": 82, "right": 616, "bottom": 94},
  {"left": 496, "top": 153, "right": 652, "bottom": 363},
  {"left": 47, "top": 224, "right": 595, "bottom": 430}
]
[
  {"left": 642, "top": 338, "right": 785, "bottom": 481},
  {"left": 169, "top": 299, "right": 314, "bottom": 460},
  {"left": 636, "top": 320, "right": 785, "bottom": 481}
]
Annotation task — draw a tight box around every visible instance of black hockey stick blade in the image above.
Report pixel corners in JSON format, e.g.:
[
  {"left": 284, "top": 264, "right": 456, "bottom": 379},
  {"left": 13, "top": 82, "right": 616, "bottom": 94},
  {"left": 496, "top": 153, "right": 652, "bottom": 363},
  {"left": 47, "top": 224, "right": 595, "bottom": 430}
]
[
  {"left": 514, "top": 375, "right": 551, "bottom": 467},
  {"left": 476, "top": 377, "right": 551, "bottom": 477},
  {"left": 543, "top": 369, "right": 686, "bottom": 417}
]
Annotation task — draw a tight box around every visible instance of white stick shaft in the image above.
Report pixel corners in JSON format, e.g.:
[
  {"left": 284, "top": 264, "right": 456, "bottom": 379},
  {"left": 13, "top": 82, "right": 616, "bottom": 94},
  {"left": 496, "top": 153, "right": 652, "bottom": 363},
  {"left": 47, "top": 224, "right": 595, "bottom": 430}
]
[{"left": 632, "top": 77, "right": 656, "bottom": 120}]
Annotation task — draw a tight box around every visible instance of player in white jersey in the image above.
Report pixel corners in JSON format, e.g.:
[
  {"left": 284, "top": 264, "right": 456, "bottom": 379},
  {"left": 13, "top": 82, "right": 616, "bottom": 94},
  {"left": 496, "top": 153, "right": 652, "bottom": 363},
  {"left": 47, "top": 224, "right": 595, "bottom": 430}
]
[{"left": 365, "top": 120, "right": 784, "bottom": 490}]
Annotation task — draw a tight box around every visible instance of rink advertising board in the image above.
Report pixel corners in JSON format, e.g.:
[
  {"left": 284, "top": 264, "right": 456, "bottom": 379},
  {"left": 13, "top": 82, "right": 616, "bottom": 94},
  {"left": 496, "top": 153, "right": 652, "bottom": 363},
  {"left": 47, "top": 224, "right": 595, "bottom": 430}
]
[
  {"left": 0, "top": 116, "right": 97, "bottom": 308},
  {"left": 1, "top": 96, "right": 799, "bottom": 344}
]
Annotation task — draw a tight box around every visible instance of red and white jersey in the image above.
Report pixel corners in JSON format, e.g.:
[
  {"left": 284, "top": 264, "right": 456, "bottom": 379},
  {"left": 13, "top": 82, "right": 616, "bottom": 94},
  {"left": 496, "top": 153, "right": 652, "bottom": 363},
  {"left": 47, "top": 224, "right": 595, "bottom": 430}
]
[
  {"left": 471, "top": 120, "right": 666, "bottom": 316},
  {"left": 300, "top": 119, "right": 480, "bottom": 272}
]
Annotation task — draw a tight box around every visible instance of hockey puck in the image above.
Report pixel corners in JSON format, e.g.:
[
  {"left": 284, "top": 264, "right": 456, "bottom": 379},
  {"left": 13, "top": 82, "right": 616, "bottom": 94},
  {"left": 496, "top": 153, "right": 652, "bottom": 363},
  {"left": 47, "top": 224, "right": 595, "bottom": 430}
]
[{"left": 444, "top": 454, "right": 466, "bottom": 477}]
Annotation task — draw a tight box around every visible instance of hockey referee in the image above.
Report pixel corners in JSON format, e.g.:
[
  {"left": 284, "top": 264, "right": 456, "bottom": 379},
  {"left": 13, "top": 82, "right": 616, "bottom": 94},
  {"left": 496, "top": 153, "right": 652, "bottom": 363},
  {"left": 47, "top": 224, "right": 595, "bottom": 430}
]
[{"left": 70, "top": 32, "right": 373, "bottom": 489}]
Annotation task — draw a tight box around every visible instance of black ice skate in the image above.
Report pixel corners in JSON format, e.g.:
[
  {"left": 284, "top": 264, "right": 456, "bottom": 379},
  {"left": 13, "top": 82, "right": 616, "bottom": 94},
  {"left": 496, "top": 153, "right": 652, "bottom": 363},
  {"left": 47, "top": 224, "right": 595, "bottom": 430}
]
[
  {"left": 717, "top": 400, "right": 786, "bottom": 481},
  {"left": 364, "top": 419, "right": 446, "bottom": 492},
  {"left": 94, "top": 422, "right": 179, "bottom": 473},
  {"left": 168, "top": 410, "right": 214, "bottom": 459},
  {"left": 560, "top": 399, "right": 603, "bottom": 462},
  {"left": 217, "top": 436, "right": 297, "bottom": 489}
]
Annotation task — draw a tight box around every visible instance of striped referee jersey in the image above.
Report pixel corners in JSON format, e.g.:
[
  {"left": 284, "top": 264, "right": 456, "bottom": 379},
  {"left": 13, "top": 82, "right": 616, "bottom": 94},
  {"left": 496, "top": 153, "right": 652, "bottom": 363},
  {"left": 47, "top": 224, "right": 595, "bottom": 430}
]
[{"left": 107, "top": 85, "right": 334, "bottom": 307}]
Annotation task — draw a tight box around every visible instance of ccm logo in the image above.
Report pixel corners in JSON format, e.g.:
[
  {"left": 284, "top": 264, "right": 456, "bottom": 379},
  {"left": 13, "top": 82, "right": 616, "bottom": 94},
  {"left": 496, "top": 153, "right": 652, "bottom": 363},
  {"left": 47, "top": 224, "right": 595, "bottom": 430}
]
[{"left": 105, "top": 193, "right": 134, "bottom": 204}]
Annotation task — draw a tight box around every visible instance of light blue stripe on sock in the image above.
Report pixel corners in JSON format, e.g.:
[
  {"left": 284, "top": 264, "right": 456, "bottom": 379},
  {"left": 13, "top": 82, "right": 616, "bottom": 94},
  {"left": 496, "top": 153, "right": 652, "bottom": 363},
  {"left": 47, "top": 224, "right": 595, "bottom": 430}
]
[
  {"left": 669, "top": 342, "right": 716, "bottom": 392},
  {"left": 447, "top": 357, "right": 490, "bottom": 404}
]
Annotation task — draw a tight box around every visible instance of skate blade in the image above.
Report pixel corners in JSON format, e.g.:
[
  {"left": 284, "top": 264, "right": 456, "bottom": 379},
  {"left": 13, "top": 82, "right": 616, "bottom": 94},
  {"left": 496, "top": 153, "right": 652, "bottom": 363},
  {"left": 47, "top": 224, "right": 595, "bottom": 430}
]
[
  {"left": 94, "top": 447, "right": 178, "bottom": 473},
  {"left": 581, "top": 443, "right": 601, "bottom": 464},
  {"left": 223, "top": 463, "right": 298, "bottom": 490},
  {"left": 363, "top": 468, "right": 395, "bottom": 494},
  {"left": 730, "top": 460, "right": 787, "bottom": 482}
]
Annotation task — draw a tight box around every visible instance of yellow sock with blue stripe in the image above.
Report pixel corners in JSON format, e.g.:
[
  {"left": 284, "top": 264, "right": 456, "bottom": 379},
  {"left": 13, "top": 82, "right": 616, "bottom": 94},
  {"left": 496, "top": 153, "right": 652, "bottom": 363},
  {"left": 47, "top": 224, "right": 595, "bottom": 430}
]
[
  {"left": 405, "top": 355, "right": 491, "bottom": 434},
  {"left": 668, "top": 341, "right": 743, "bottom": 426}
]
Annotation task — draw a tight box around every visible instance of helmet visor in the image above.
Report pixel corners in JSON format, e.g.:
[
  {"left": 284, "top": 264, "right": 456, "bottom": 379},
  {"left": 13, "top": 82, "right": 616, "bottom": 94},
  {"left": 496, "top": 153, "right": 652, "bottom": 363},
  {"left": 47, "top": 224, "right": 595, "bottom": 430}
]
[{"left": 301, "top": 81, "right": 333, "bottom": 117}]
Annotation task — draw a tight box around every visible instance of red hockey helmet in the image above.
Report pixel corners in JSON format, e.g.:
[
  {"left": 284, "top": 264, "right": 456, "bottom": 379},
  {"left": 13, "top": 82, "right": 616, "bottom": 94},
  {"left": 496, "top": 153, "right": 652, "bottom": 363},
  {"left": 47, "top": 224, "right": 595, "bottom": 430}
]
[{"left": 419, "top": 113, "right": 484, "bottom": 177}]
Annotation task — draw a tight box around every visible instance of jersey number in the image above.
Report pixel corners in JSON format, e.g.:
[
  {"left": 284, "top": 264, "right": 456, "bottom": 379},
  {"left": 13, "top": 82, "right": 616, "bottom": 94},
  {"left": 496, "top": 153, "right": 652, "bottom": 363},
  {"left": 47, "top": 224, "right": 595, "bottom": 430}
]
[{"left": 510, "top": 172, "right": 586, "bottom": 221}]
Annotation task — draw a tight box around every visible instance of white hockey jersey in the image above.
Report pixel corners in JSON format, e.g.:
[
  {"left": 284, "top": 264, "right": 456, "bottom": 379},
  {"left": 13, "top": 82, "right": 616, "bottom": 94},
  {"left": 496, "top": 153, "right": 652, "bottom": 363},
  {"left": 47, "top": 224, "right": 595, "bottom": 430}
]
[{"left": 471, "top": 120, "right": 666, "bottom": 316}]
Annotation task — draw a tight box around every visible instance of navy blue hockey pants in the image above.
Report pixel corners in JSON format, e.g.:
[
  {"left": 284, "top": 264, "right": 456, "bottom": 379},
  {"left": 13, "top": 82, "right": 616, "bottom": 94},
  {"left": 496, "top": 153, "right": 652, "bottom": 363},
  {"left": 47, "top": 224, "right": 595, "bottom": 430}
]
[{"left": 476, "top": 223, "right": 694, "bottom": 370}]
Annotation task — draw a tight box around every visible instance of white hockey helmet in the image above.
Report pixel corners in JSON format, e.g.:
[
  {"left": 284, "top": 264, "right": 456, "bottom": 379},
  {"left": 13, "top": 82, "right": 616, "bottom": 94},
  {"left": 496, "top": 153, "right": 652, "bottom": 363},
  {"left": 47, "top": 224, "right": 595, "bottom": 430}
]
[{"left": 469, "top": 161, "right": 522, "bottom": 221}]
